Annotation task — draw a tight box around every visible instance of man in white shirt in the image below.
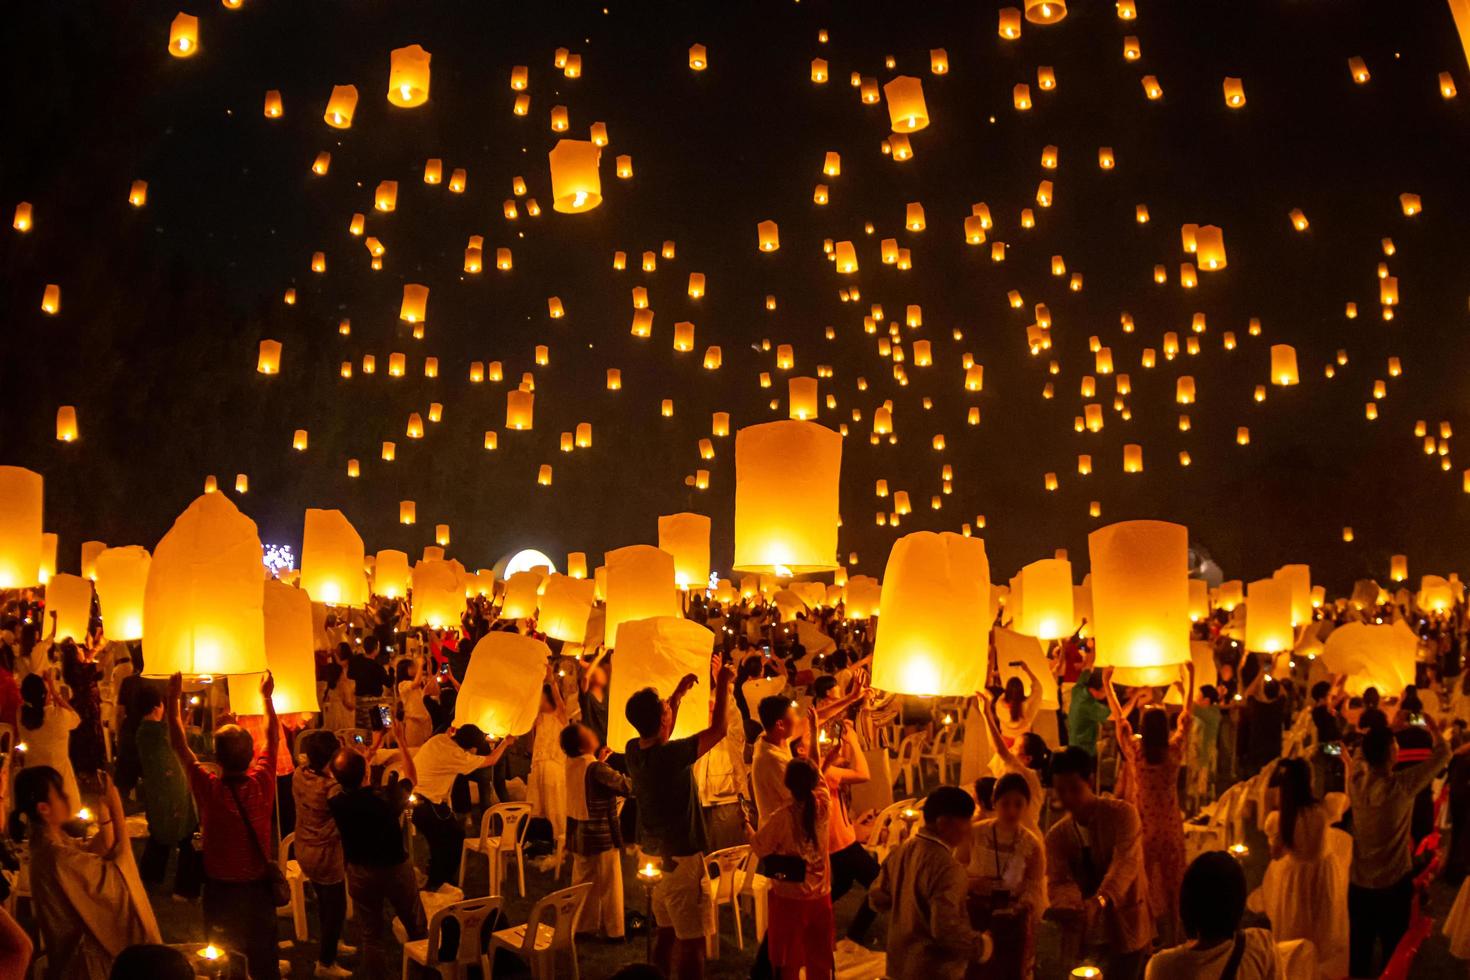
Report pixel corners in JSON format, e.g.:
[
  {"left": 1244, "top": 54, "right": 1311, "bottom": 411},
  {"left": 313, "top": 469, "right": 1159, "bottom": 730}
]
[
  {"left": 410, "top": 726, "right": 514, "bottom": 890},
  {"left": 752, "top": 695, "right": 799, "bottom": 827}
]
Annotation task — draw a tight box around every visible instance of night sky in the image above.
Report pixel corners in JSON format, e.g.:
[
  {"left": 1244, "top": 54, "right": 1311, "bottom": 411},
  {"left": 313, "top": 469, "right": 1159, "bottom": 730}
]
[{"left": 5, "top": 0, "right": 1470, "bottom": 593}]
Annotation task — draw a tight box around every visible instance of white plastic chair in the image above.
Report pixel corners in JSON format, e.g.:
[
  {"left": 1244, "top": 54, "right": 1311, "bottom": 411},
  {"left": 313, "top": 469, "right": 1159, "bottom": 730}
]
[
  {"left": 921, "top": 722, "right": 958, "bottom": 785},
  {"left": 276, "top": 832, "right": 309, "bottom": 942},
  {"left": 736, "top": 848, "right": 772, "bottom": 942},
  {"left": 400, "top": 894, "right": 502, "bottom": 980},
  {"left": 892, "top": 732, "right": 928, "bottom": 796},
  {"left": 864, "top": 798, "right": 919, "bottom": 865},
  {"left": 487, "top": 881, "right": 592, "bottom": 980},
  {"left": 703, "top": 844, "right": 751, "bottom": 957},
  {"left": 459, "top": 802, "right": 532, "bottom": 897}
]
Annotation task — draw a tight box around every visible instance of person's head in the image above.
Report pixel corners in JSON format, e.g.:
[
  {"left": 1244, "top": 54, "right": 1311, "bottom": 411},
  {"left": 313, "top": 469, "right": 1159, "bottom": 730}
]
[
  {"left": 1363, "top": 686, "right": 1380, "bottom": 709},
  {"left": 588, "top": 663, "right": 608, "bottom": 692},
  {"left": 922, "top": 786, "right": 977, "bottom": 847},
  {"left": 330, "top": 749, "right": 368, "bottom": 791},
  {"left": 1311, "top": 681, "right": 1331, "bottom": 703},
  {"left": 1218, "top": 661, "right": 1235, "bottom": 682},
  {"left": 1359, "top": 706, "right": 1389, "bottom": 732},
  {"left": 812, "top": 675, "right": 838, "bottom": 703},
  {"left": 1140, "top": 706, "right": 1170, "bottom": 765},
  {"left": 1311, "top": 705, "right": 1341, "bottom": 744},
  {"left": 1270, "top": 757, "right": 1315, "bottom": 848},
  {"left": 361, "top": 636, "right": 380, "bottom": 658},
  {"left": 992, "top": 772, "right": 1031, "bottom": 827},
  {"left": 335, "top": 641, "right": 353, "bottom": 664},
  {"left": 1400, "top": 692, "right": 1423, "bottom": 716},
  {"left": 1085, "top": 670, "right": 1105, "bottom": 694},
  {"left": 625, "top": 687, "right": 671, "bottom": 741},
  {"left": 451, "top": 724, "right": 491, "bottom": 754},
  {"left": 559, "top": 721, "right": 599, "bottom": 758},
  {"left": 1018, "top": 732, "right": 1049, "bottom": 771},
  {"left": 135, "top": 684, "right": 165, "bottom": 721},
  {"left": 1003, "top": 676, "right": 1025, "bottom": 704},
  {"left": 301, "top": 729, "right": 339, "bottom": 772},
  {"left": 214, "top": 723, "right": 255, "bottom": 777},
  {"left": 395, "top": 658, "right": 418, "bottom": 684},
  {"left": 757, "top": 694, "right": 798, "bottom": 740},
  {"left": 1050, "top": 746, "right": 1097, "bottom": 813},
  {"left": 784, "top": 758, "right": 821, "bottom": 843},
  {"left": 974, "top": 776, "right": 997, "bottom": 813},
  {"left": 19, "top": 673, "right": 45, "bottom": 730},
  {"left": 110, "top": 944, "right": 196, "bottom": 980},
  {"left": 540, "top": 683, "right": 557, "bottom": 712},
  {"left": 1262, "top": 679, "right": 1281, "bottom": 701},
  {"left": 12, "top": 765, "right": 69, "bottom": 832},
  {"left": 1362, "top": 725, "right": 1397, "bottom": 769},
  {"left": 1179, "top": 851, "right": 1248, "bottom": 943},
  {"left": 1197, "top": 684, "right": 1219, "bottom": 705}
]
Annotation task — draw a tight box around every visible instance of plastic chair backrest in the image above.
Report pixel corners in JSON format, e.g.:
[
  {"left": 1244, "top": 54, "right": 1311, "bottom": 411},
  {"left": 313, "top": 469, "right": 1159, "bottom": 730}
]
[
  {"left": 483, "top": 802, "right": 534, "bottom": 853},
  {"left": 705, "top": 845, "right": 751, "bottom": 902},
  {"left": 426, "top": 895, "right": 503, "bottom": 967},
  {"left": 868, "top": 799, "right": 917, "bottom": 848},
  {"left": 897, "top": 733, "right": 926, "bottom": 763},
  {"left": 278, "top": 831, "right": 295, "bottom": 871},
  {"left": 521, "top": 882, "right": 592, "bottom": 956}
]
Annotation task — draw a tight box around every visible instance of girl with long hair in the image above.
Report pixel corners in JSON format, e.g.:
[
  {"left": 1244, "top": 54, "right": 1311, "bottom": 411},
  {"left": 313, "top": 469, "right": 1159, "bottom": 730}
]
[
  {"left": 1263, "top": 756, "right": 1348, "bottom": 976},
  {"left": 751, "top": 757, "right": 834, "bottom": 980},
  {"left": 19, "top": 672, "right": 80, "bottom": 806}
]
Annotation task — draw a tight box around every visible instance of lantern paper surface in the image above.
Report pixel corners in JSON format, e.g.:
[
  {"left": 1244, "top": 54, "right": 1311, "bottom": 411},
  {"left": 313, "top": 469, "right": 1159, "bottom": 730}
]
[
  {"left": 992, "top": 627, "right": 1059, "bottom": 708},
  {"left": 845, "top": 575, "right": 881, "bottom": 618},
  {"left": 143, "top": 493, "right": 267, "bottom": 677},
  {"left": 605, "top": 617, "right": 715, "bottom": 752},
  {"left": 48, "top": 573, "right": 92, "bottom": 642},
  {"left": 1273, "top": 563, "right": 1312, "bottom": 626},
  {"left": 870, "top": 531, "right": 990, "bottom": 696},
  {"left": 658, "top": 513, "right": 711, "bottom": 588},
  {"left": 95, "top": 545, "right": 150, "bottom": 641},
  {"left": 539, "top": 574, "right": 595, "bottom": 643},
  {"left": 300, "top": 509, "right": 369, "bottom": 607},
  {"left": 1320, "top": 621, "right": 1416, "bottom": 696},
  {"left": 733, "top": 421, "right": 841, "bottom": 574},
  {"left": 1245, "top": 578, "right": 1293, "bottom": 653},
  {"left": 235, "top": 579, "right": 318, "bottom": 716},
  {"left": 411, "top": 560, "right": 463, "bottom": 628},
  {"left": 0, "top": 467, "right": 43, "bottom": 589},
  {"left": 455, "top": 632, "right": 549, "bottom": 738},
  {"left": 372, "top": 549, "right": 411, "bottom": 598},
  {"left": 1011, "top": 558, "right": 1073, "bottom": 640},
  {"left": 501, "top": 570, "right": 545, "bottom": 620},
  {"left": 549, "top": 139, "right": 602, "bottom": 213},
  {"left": 1087, "top": 520, "right": 1189, "bottom": 685},
  {"left": 604, "top": 545, "right": 679, "bottom": 648}
]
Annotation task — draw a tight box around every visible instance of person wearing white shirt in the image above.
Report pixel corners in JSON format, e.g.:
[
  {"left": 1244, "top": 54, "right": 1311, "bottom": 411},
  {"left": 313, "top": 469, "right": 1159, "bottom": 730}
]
[
  {"left": 1145, "top": 851, "right": 1281, "bottom": 980},
  {"left": 410, "top": 727, "right": 514, "bottom": 890}
]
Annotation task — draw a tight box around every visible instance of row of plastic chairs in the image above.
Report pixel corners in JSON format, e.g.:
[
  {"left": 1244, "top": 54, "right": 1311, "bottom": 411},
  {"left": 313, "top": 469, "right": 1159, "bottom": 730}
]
[{"left": 401, "top": 882, "right": 591, "bottom": 980}]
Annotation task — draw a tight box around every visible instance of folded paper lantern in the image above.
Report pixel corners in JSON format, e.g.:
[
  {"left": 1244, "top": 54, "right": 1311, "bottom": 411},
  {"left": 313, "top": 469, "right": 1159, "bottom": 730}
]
[
  {"left": 1012, "top": 558, "right": 1074, "bottom": 640},
  {"left": 870, "top": 531, "right": 990, "bottom": 696},
  {"left": 884, "top": 76, "right": 929, "bottom": 132},
  {"left": 1245, "top": 578, "right": 1293, "bottom": 654},
  {"left": 733, "top": 421, "right": 841, "bottom": 574},
  {"left": 455, "top": 632, "right": 549, "bottom": 737},
  {"left": 548, "top": 139, "right": 602, "bottom": 213},
  {"left": 993, "top": 628, "right": 1059, "bottom": 708},
  {"left": 143, "top": 493, "right": 267, "bottom": 676},
  {"left": 658, "top": 513, "right": 711, "bottom": 589},
  {"left": 48, "top": 573, "right": 92, "bottom": 642},
  {"left": 774, "top": 589, "right": 808, "bottom": 622},
  {"left": 604, "top": 545, "right": 679, "bottom": 648},
  {"left": 235, "top": 579, "right": 317, "bottom": 716},
  {"left": 1320, "top": 620, "right": 1415, "bottom": 696},
  {"left": 411, "top": 560, "right": 463, "bottom": 628},
  {"left": 605, "top": 617, "right": 717, "bottom": 754},
  {"left": 539, "top": 573, "right": 596, "bottom": 643},
  {"left": 1420, "top": 575, "right": 1454, "bottom": 612},
  {"left": 300, "top": 509, "right": 368, "bottom": 607},
  {"left": 1088, "top": 520, "right": 1189, "bottom": 685},
  {"left": 372, "top": 549, "right": 411, "bottom": 598},
  {"left": 500, "top": 569, "right": 545, "bottom": 620},
  {"left": 94, "top": 546, "right": 150, "bottom": 641},
  {"left": 387, "top": 44, "right": 431, "bottom": 107}
]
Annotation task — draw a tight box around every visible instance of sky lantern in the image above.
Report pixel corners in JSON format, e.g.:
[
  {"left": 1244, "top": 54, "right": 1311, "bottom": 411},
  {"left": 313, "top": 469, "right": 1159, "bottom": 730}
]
[
  {"left": 1245, "top": 577, "right": 1293, "bottom": 653},
  {"left": 757, "top": 220, "right": 780, "bottom": 251},
  {"left": 930, "top": 49, "right": 949, "bottom": 74},
  {"left": 455, "top": 632, "right": 549, "bottom": 738},
  {"left": 1390, "top": 554, "right": 1408, "bottom": 582},
  {"left": 1195, "top": 225, "right": 1227, "bottom": 269},
  {"left": 733, "top": 420, "right": 841, "bottom": 574},
  {"left": 399, "top": 284, "right": 429, "bottom": 323},
  {"left": 500, "top": 570, "right": 544, "bottom": 620},
  {"left": 812, "top": 58, "right": 828, "bottom": 83},
  {"left": 548, "top": 139, "right": 602, "bottom": 213},
  {"left": 834, "top": 241, "right": 858, "bottom": 273},
  {"left": 870, "top": 531, "right": 990, "bottom": 696},
  {"left": 387, "top": 44, "right": 431, "bottom": 106},
  {"left": 1025, "top": 0, "right": 1066, "bottom": 22},
  {"left": 80, "top": 540, "right": 106, "bottom": 580},
  {"left": 604, "top": 545, "right": 679, "bottom": 647},
  {"left": 998, "top": 7, "right": 1022, "bottom": 38},
  {"left": 262, "top": 89, "right": 283, "bottom": 118},
  {"left": 1012, "top": 558, "right": 1074, "bottom": 640},
  {"left": 55, "top": 406, "right": 78, "bottom": 442},
  {"left": 845, "top": 575, "right": 881, "bottom": 619},
  {"left": 1348, "top": 56, "right": 1369, "bottom": 84},
  {"left": 299, "top": 509, "right": 367, "bottom": 607},
  {"left": 883, "top": 76, "right": 929, "bottom": 132},
  {"left": 658, "top": 513, "right": 712, "bottom": 588},
  {"left": 1089, "top": 521, "right": 1190, "bottom": 685},
  {"left": 410, "top": 559, "right": 463, "bottom": 628},
  {"left": 41, "top": 284, "right": 60, "bottom": 315},
  {"left": 1123, "top": 444, "right": 1144, "bottom": 473},
  {"left": 48, "top": 574, "right": 93, "bottom": 642},
  {"left": 168, "top": 13, "right": 199, "bottom": 57},
  {"left": 506, "top": 389, "right": 534, "bottom": 430},
  {"left": 143, "top": 493, "right": 266, "bottom": 677},
  {"left": 1273, "top": 563, "right": 1312, "bottom": 626},
  {"left": 233, "top": 578, "right": 317, "bottom": 716},
  {"left": 398, "top": 500, "right": 415, "bottom": 525},
  {"left": 12, "top": 203, "right": 32, "bottom": 232},
  {"left": 1223, "top": 77, "right": 1246, "bottom": 107},
  {"left": 1440, "top": 72, "right": 1458, "bottom": 99},
  {"left": 94, "top": 546, "right": 149, "bottom": 641},
  {"left": 688, "top": 43, "right": 708, "bottom": 70},
  {"left": 606, "top": 618, "right": 715, "bottom": 750},
  {"left": 323, "top": 84, "right": 357, "bottom": 128},
  {"left": 38, "top": 533, "right": 56, "bottom": 585},
  {"left": 789, "top": 376, "right": 819, "bottom": 419},
  {"left": 128, "top": 180, "right": 148, "bottom": 207},
  {"left": 540, "top": 574, "right": 595, "bottom": 643},
  {"left": 1270, "top": 344, "right": 1299, "bottom": 385},
  {"left": 1188, "top": 579, "right": 1210, "bottom": 622},
  {"left": 1400, "top": 193, "right": 1422, "bottom": 216}
]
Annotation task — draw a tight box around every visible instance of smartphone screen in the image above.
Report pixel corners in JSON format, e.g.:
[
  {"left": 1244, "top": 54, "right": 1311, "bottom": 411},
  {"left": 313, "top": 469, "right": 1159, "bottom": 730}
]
[{"left": 377, "top": 704, "right": 393, "bottom": 729}]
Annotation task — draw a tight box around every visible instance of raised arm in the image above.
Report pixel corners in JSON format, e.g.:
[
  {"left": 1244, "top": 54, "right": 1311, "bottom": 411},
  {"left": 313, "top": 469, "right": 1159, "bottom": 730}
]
[
  {"left": 695, "top": 662, "right": 736, "bottom": 758},
  {"left": 822, "top": 726, "right": 871, "bottom": 787},
  {"left": 165, "top": 672, "right": 198, "bottom": 768},
  {"left": 579, "top": 647, "right": 609, "bottom": 693},
  {"left": 260, "top": 672, "right": 280, "bottom": 764},
  {"left": 390, "top": 720, "right": 418, "bottom": 786},
  {"left": 979, "top": 690, "right": 1019, "bottom": 768},
  {"left": 1174, "top": 662, "right": 1195, "bottom": 744}
]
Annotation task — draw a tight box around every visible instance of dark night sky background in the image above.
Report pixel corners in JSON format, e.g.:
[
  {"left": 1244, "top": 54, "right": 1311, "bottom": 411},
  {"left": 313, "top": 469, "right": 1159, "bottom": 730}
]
[{"left": 4, "top": 0, "right": 1470, "bottom": 593}]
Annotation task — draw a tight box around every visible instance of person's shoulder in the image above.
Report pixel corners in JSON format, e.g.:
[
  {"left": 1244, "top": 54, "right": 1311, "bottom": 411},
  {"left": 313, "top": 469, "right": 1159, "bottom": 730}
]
[{"left": 1142, "top": 942, "right": 1191, "bottom": 980}]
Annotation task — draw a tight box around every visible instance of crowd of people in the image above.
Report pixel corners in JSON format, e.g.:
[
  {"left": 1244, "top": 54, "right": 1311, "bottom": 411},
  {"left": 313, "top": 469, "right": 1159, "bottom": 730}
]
[{"left": 0, "top": 585, "right": 1464, "bottom": 979}]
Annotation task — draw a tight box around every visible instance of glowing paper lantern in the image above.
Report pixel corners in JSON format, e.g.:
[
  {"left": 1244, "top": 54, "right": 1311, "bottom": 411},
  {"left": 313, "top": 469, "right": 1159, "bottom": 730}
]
[
  {"left": 540, "top": 574, "right": 595, "bottom": 643},
  {"left": 1244, "top": 578, "right": 1293, "bottom": 654},
  {"left": 143, "top": 493, "right": 267, "bottom": 677},
  {"left": 1390, "top": 554, "right": 1408, "bottom": 582},
  {"left": 1187, "top": 579, "right": 1210, "bottom": 622},
  {"left": 257, "top": 340, "right": 282, "bottom": 375},
  {"left": 1273, "top": 564, "right": 1312, "bottom": 626},
  {"left": 235, "top": 578, "right": 318, "bottom": 716},
  {"left": 1195, "top": 225, "right": 1227, "bottom": 270},
  {"left": 507, "top": 389, "right": 534, "bottom": 430},
  {"left": 94, "top": 546, "right": 149, "bottom": 641},
  {"left": 46, "top": 573, "right": 91, "bottom": 642},
  {"left": 500, "top": 570, "right": 544, "bottom": 620},
  {"left": 1320, "top": 621, "right": 1416, "bottom": 697},
  {"left": 604, "top": 545, "right": 679, "bottom": 648},
  {"left": 1088, "top": 520, "right": 1190, "bottom": 685},
  {"left": 884, "top": 76, "right": 929, "bottom": 132},
  {"left": 1223, "top": 77, "right": 1246, "bottom": 107},
  {"left": 410, "top": 560, "right": 463, "bottom": 628},
  {"left": 658, "top": 513, "right": 711, "bottom": 589},
  {"left": 870, "top": 532, "right": 990, "bottom": 696},
  {"left": 299, "top": 509, "right": 368, "bottom": 607},
  {"left": 789, "top": 377, "right": 819, "bottom": 420},
  {"left": 38, "top": 533, "right": 56, "bottom": 584},
  {"left": 733, "top": 421, "right": 841, "bottom": 574},
  {"left": 387, "top": 44, "right": 430, "bottom": 107},
  {"left": 993, "top": 628, "right": 1059, "bottom": 708},
  {"left": 845, "top": 575, "right": 881, "bottom": 619},
  {"left": 1270, "top": 345, "right": 1299, "bottom": 386},
  {"left": 548, "top": 139, "right": 602, "bottom": 213},
  {"left": 1025, "top": 0, "right": 1066, "bottom": 23},
  {"left": 455, "top": 632, "right": 549, "bottom": 738},
  {"left": 168, "top": 13, "right": 199, "bottom": 57},
  {"left": 372, "top": 549, "right": 409, "bottom": 599},
  {"left": 55, "top": 406, "right": 77, "bottom": 443},
  {"left": 757, "top": 220, "right": 780, "bottom": 252},
  {"left": 1012, "top": 558, "right": 1074, "bottom": 640},
  {"left": 605, "top": 618, "right": 715, "bottom": 751}
]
